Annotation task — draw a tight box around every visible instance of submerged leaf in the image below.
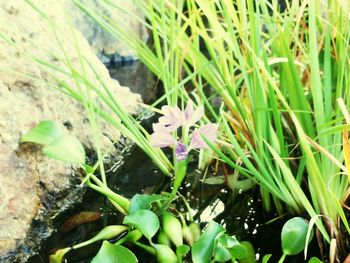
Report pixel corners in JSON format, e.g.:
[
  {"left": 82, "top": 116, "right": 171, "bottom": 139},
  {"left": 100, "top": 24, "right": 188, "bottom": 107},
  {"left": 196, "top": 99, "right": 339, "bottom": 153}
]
[
  {"left": 123, "top": 209, "right": 159, "bottom": 240},
  {"left": 43, "top": 135, "right": 85, "bottom": 164},
  {"left": 21, "top": 120, "right": 63, "bottom": 145},
  {"left": 61, "top": 211, "right": 101, "bottom": 232},
  {"left": 91, "top": 241, "right": 138, "bottom": 263}
]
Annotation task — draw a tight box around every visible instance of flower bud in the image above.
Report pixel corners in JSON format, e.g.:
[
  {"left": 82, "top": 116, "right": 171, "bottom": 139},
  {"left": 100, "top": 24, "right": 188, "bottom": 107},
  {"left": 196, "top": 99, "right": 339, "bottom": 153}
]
[
  {"left": 154, "top": 244, "right": 178, "bottom": 263},
  {"left": 162, "top": 212, "right": 183, "bottom": 247}
]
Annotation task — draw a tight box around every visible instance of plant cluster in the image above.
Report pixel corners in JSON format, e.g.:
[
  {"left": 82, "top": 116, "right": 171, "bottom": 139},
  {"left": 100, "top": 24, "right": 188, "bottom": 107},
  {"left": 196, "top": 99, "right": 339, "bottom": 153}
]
[{"left": 4, "top": 0, "right": 350, "bottom": 262}]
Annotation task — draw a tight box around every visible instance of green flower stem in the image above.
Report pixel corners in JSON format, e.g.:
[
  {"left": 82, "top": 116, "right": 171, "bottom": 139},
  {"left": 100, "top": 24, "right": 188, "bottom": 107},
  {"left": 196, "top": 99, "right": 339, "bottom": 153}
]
[
  {"left": 171, "top": 160, "right": 187, "bottom": 196},
  {"left": 277, "top": 253, "right": 287, "bottom": 263}
]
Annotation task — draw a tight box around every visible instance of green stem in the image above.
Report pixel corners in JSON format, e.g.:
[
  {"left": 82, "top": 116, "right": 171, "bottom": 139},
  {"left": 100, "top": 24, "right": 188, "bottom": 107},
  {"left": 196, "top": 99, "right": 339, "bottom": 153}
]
[
  {"left": 171, "top": 160, "right": 187, "bottom": 195},
  {"left": 134, "top": 241, "right": 156, "bottom": 255},
  {"left": 278, "top": 253, "right": 287, "bottom": 263},
  {"left": 86, "top": 175, "right": 130, "bottom": 213}
]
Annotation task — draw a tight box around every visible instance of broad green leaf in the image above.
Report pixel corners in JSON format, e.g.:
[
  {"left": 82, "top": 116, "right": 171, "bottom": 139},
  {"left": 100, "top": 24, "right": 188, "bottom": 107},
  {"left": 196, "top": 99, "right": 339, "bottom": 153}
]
[
  {"left": 43, "top": 135, "right": 85, "bottom": 164},
  {"left": 214, "top": 243, "right": 231, "bottom": 262},
  {"left": 192, "top": 221, "right": 225, "bottom": 263},
  {"left": 176, "top": 245, "right": 190, "bottom": 261},
  {"left": 281, "top": 217, "right": 310, "bottom": 255},
  {"left": 129, "top": 194, "right": 167, "bottom": 214},
  {"left": 217, "top": 234, "right": 240, "bottom": 248},
  {"left": 49, "top": 247, "right": 71, "bottom": 263},
  {"left": 238, "top": 241, "right": 257, "bottom": 263},
  {"left": 308, "top": 257, "right": 324, "bottom": 263},
  {"left": 21, "top": 120, "right": 63, "bottom": 145},
  {"left": 123, "top": 209, "right": 159, "bottom": 240},
  {"left": 217, "top": 234, "right": 247, "bottom": 259},
  {"left": 91, "top": 241, "right": 138, "bottom": 263}
]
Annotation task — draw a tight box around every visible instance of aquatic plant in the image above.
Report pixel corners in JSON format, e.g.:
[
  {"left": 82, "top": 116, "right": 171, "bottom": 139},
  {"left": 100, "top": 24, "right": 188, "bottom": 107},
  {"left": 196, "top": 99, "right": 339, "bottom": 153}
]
[
  {"left": 71, "top": 0, "right": 350, "bottom": 261},
  {"left": 3, "top": 0, "right": 350, "bottom": 261}
]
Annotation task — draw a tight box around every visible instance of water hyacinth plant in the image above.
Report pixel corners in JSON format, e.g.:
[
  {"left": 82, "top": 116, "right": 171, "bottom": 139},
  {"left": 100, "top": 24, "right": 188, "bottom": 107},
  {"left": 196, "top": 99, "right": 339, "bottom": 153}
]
[
  {"left": 72, "top": 0, "right": 350, "bottom": 261},
  {"left": 3, "top": 0, "right": 350, "bottom": 261}
]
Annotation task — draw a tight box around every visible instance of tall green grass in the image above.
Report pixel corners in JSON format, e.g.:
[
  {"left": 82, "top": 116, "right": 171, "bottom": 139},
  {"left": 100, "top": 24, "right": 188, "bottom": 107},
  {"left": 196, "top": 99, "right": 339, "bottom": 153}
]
[{"left": 73, "top": 0, "right": 350, "bottom": 257}]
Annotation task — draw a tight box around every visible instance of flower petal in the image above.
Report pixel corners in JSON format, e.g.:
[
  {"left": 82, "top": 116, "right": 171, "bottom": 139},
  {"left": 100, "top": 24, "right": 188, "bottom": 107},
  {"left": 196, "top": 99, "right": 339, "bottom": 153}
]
[
  {"left": 159, "top": 105, "right": 183, "bottom": 131},
  {"left": 150, "top": 131, "right": 176, "bottom": 148},
  {"left": 184, "top": 101, "right": 204, "bottom": 127},
  {"left": 189, "top": 124, "right": 218, "bottom": 149}
]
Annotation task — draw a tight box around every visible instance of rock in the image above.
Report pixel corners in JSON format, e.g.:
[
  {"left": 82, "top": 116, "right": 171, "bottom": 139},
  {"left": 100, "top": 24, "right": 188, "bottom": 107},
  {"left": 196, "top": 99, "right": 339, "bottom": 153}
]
[
  {"left": 64, "top": 0, "right": 148, "bottom": 61},
  {"left": 0, "top": 0, "right": 141, "bottom": 258}
]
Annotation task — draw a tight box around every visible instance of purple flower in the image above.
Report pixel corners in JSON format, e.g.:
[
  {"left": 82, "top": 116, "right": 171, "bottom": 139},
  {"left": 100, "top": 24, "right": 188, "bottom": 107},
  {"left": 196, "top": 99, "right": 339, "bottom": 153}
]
[
  {"left": 158, "top": 105, "right": 183, "bottom": 131},
  {"left": 150, "top": 123, "right": 176, "bottom": 148},
  {"left": 150, "top": 101, "right": 218, "bottom": 161},
  {"left": 189, "top": 124, "right": 218, "bottom": 149},
  {"left": 183, "top": 101, "right": 204, "bottom": 127},
  {"left": 175, "top": 142, "right": 188, "bottom": 161}
]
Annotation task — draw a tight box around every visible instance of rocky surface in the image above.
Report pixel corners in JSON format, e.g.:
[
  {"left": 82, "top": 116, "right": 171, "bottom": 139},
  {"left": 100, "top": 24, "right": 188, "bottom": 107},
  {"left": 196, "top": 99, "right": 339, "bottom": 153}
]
[
  {"left": 65, "top": 0, "right": 148, "bottom": 62},
  {"left": 0, "top": 0, "right": 142, "bottom": 258}
]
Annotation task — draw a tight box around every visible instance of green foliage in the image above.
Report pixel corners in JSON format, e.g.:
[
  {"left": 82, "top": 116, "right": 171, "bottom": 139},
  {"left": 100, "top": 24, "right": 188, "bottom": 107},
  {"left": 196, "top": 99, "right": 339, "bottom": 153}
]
[
  {"left": 281, "top": 217, "right": 313, "bottom": 256},
  {"left": 49, "top": 247, "right": 71, "bottom": 263},
  {"left": 154, "top": 244, "right": 178, "bottom": 263},
  {"left": 191, "top": 221, "right": 224, "bottom": 263},
  {"left": 91, "top": 241, "right": 138, "bottom": 263},
  {"left": 21, "top": 120, "right": 85, "bottom": 165},
  {"left": 123, "top": 209, "right": 160, "bottom": 240},
  {"left": 129, "top": 194, "right": 167, "bottom": 214},
  {"left": 308, "top": 257, "right": 324, "bottom": 263},
  {"left": 21, "top": 120, "right": 63, "bottom": 145},
  {"left": 43, "top": 135, "right": 85, "bottom": 164},
  {"left": 72, "top": 225, "right": 128, "bottom": 249}
]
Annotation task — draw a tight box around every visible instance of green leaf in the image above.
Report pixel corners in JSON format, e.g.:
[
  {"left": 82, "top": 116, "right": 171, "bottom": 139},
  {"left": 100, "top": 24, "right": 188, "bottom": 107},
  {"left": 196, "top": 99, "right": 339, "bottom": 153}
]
[
  {"left": 21, "top": 120, "right": 63, "bottom": 145},
  {"left": 43, "top": 135, "right": 85, "bottom": 164},
  {"left": 308, "top": 257, "right": 324, "bottom": 263},
  {"left": 91, "top": 241, "right": 138, "bottom": 263},
  {"left": 214, "top": 243, "right": 231, "bottom": 262},
  {"left": 176, "top": 245, "right": 190, "bottom": 261},
  {"left": 129, "top": 194, "right": 167, "bottom": 214},
  {"left": 192, "top": 221, "right": 225, "bottom": 263},
  {"left": 281, "top": 217, "right": 310, "bottom": 255},
  {"left": 217, "top": 234, "right": 247, "bottom": 259},
  {"left": 262, "top": 254, "right": 272, "bottom": 263},
  {"left": 49, "top": 247, "right": 71, "bottom": 263},
  {"left": 123, "top": 209, "right": 159, "bottom": 240},
  {"left": 237, "top": 241, "right": 256, "bottom": 263}
]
